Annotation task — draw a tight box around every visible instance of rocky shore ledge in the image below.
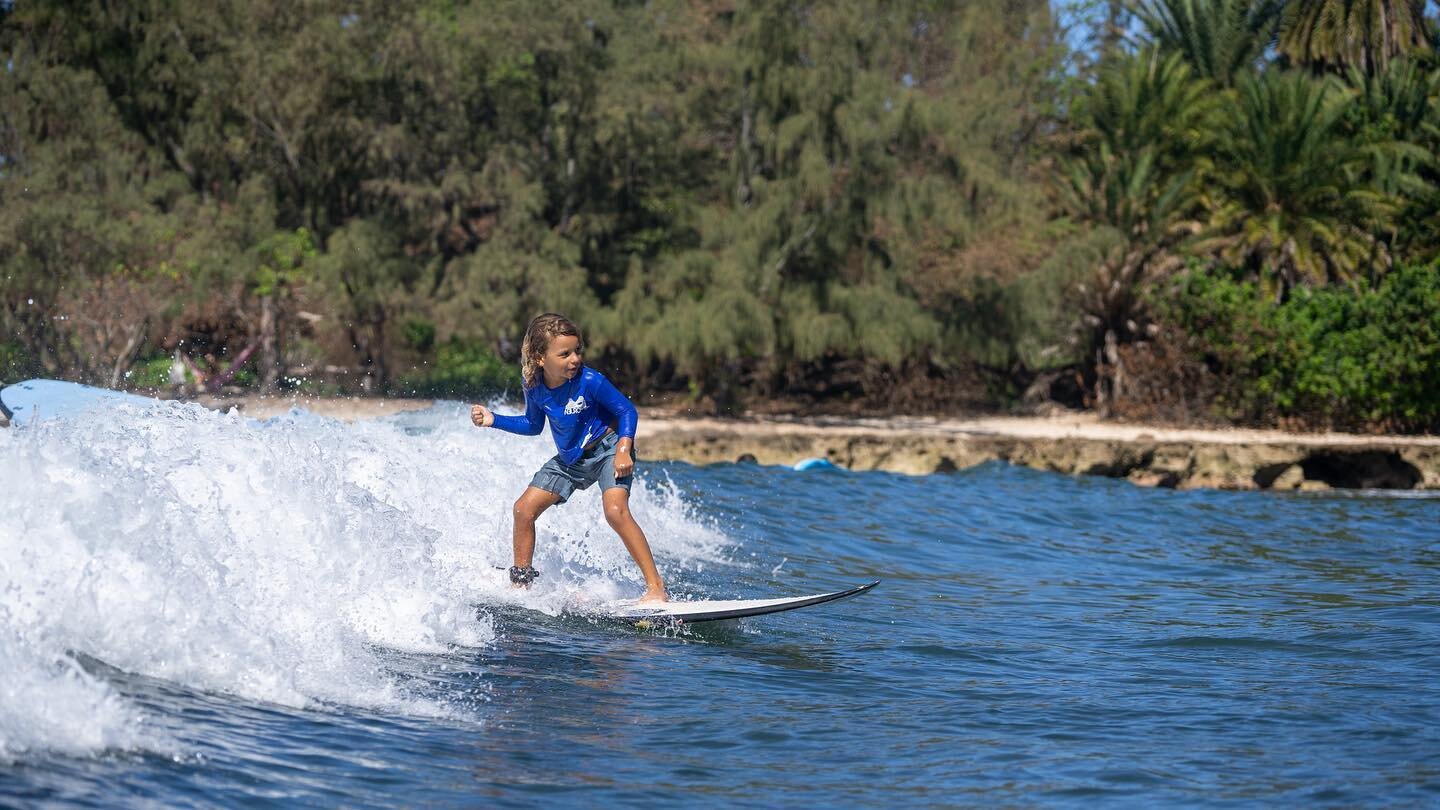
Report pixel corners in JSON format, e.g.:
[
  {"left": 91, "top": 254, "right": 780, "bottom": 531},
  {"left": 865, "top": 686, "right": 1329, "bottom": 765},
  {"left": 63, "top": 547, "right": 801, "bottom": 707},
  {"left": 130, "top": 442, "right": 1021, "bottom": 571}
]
[
  {"left": 215, "top": 395, "right": 1440, "bottom": 491},
  {"left": 632, "top": 413, "right": 1440, "bottom": 491}
]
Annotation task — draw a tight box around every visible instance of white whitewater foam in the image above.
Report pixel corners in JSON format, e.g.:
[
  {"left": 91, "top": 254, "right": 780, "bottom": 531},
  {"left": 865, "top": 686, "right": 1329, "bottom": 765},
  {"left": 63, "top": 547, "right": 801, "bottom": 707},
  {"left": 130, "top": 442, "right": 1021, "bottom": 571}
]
[
  {"left": 0, "top": 395, "right": 731, "bottom": 759},
  {"left": 0, "top": 622, "right": 152, "bottom": 763}
]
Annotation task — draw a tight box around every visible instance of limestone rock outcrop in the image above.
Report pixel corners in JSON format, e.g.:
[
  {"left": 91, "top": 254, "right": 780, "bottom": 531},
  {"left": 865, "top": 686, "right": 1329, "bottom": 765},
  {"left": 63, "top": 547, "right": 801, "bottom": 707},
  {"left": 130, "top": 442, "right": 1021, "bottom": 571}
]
[{"left": 636, "top": 418, "right": 1440, "bottom": 491}]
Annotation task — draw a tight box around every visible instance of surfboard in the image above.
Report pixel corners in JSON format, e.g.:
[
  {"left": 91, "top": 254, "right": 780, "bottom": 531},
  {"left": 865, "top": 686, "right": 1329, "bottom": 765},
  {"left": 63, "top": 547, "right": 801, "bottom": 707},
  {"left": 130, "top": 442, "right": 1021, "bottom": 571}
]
[
  {"left": 0, "top": 379, "right": 159, "bottom": 427},
  {"left": 605, "top": 580, "right": 879, "bottom": 624}
]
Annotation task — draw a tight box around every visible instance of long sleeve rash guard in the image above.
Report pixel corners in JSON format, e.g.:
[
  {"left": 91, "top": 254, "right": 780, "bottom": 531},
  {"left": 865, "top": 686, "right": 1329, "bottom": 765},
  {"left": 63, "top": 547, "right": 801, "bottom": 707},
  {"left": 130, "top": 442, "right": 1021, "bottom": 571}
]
[{"left": 489, "top": 366, "right": 638, "bottom": 464}]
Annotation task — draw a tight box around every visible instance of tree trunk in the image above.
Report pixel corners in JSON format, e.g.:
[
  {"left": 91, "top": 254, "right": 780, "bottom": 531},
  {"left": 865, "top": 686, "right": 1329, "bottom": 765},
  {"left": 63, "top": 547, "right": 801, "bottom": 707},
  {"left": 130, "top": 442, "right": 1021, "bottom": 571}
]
[
  {"left": 1105, "top": 327, "right": 1124, "bottom": 413},
  {"left": 348, "top": 313, "right": 388, "bottom": 394},
  {"left": 737, "top": 70, "right": 755, "bottom": 206},
  {"left": 370, "top": 316, "right": 387, "bottom": 392},
  {"left": 107, "top": 318, "right": 149, "bottom": 389},
  {"left": 1094, "top": 327, "right": 1124, "bottom": 418},
  {"left": 259, "top": 294, "right": 280, "bottom": 392},
  {"left": 1102, "top": 0, "right": 1127, "bottom": 62}
]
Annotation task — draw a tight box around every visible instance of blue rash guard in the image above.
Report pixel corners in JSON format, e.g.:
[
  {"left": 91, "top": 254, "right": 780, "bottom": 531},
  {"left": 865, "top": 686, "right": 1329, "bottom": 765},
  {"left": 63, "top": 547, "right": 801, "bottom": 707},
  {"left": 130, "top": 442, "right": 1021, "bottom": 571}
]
[{"left": 489, "top": 366, "right": 638, "bottom": 464}]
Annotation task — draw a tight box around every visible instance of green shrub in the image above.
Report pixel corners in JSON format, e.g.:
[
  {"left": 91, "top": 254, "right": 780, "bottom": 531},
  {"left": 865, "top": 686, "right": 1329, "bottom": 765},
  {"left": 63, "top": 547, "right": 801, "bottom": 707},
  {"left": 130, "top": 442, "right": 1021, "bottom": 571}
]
[
  {"left": 1161, "top": 262, "right": 1440, "bottom": 430},
  {"left": 124, "top": 355, "right": 174, "bottom": 390},
  {"left": 229, "top": 367, "right": 258, "bottom": 389},
  {"left": 0, "top": 342, "right": 40, "bottom": 384},
  {"left": 394, "top": 340, "right": 518, "bottom": 400},
  {"left": 402, "top": 318, "right": 437, "bottom": 353}
]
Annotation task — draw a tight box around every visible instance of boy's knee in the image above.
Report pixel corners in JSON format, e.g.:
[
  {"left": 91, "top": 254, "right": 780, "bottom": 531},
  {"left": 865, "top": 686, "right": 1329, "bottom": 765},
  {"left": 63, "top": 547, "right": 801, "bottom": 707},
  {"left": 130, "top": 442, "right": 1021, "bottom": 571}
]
[
  {"left": 604, "top": 501, "right": 630, "bottom": 527},
  {"left": 513, "top": 500, "right": 537, "bottom": 525}
]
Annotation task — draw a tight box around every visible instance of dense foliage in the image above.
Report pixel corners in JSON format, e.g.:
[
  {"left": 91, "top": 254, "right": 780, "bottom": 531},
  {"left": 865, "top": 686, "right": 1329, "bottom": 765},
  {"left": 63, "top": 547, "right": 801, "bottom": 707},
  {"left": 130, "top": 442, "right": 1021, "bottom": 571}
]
[
  {"left": 1136, "top": 261, "right": 1440, "bottom": 430},
  {"left": 1063, "top": 0, "right": 1440, "bottom": 428},
  {"left": 1, "top": 0, "right": 1437, "bottom": 429}
]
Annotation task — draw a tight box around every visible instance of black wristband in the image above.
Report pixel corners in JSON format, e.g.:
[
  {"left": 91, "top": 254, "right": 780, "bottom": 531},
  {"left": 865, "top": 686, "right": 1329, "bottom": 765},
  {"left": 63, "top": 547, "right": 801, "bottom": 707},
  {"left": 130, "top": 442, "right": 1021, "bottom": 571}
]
[{"left": 509, "top": 565, "right": 539, "bottom": 585}]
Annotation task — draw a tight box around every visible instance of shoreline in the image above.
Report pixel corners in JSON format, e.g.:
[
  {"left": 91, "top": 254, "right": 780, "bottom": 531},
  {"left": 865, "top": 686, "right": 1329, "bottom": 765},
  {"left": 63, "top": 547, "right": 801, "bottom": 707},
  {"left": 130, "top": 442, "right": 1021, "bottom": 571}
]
[{"left": 204, "top": 393, "right": 1440, "bottom": 491}]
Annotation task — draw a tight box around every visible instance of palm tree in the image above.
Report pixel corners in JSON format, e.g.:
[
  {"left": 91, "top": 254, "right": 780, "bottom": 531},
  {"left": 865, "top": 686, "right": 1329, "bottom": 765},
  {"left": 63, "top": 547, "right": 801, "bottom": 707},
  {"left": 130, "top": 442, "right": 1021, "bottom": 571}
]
[
  {"left": 1076, "top": 48, "right": 1222, "bottom": 167},
  {"left": 1060, "top": 50, "right": 1218, "bottom": 411},
  {"left": 1346, "top": 61, "right": 1440, "bottom": 267},
  {"left": 1279, "top": 0, "right": 1431, "bottom": 75},
  {"left": 1350, "top": 61, "right": 1437, "bottom": 126},
  {"left": 1198, "top": 70, "right": 1399, "bottom": 298},
  {"left": 1133, "top": 0, "right": 1285, "bottom": 86}
]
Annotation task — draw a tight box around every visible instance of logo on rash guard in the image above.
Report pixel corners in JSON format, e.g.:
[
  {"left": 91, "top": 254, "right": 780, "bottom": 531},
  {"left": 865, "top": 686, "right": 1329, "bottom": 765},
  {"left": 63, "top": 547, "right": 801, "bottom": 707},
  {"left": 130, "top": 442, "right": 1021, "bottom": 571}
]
[{"left": 564, "top": 396, "right": 587, "bottom": 415}]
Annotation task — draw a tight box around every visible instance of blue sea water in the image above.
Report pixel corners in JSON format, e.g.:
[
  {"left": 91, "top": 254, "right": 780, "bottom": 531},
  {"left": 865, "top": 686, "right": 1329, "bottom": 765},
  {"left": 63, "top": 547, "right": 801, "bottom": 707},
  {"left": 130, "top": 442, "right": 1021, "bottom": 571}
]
[{"left": 1, "top": 399, "right": 1437, "bottom": 807}]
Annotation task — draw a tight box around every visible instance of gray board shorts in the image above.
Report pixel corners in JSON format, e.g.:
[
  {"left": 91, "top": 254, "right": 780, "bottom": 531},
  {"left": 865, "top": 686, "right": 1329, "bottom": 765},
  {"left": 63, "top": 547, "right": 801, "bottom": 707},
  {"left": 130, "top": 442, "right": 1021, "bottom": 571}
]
[{"left": 530, "top": 430, "right": 634, "bottom": 504}]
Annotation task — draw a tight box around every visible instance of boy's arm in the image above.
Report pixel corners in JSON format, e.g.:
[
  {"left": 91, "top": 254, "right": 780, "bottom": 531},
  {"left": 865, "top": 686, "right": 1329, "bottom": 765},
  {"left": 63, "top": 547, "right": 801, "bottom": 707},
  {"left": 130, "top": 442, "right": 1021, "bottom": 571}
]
[
  {"left": 592, "top": 372, "right": 639, "bottom": 476},
  {"left": 489, "top": 392, "right": 545, "bottom": 436},
  {"left": 592, "top": 373, "right": 638, "bottom": 439}
]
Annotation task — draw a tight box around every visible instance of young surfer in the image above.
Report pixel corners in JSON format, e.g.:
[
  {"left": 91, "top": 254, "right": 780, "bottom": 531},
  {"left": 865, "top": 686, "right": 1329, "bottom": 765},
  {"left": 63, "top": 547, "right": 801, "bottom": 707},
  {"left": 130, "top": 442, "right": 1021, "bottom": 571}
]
[{"left": 471, "top": 313, "right": 668, "bottom": 603}]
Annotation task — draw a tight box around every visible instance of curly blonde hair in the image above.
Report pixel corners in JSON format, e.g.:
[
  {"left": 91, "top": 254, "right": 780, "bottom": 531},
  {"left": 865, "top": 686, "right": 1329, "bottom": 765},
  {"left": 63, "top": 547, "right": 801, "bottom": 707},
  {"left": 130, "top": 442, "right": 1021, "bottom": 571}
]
[{"left": 519, "top": 312, "right": 583, "bottom": 389}]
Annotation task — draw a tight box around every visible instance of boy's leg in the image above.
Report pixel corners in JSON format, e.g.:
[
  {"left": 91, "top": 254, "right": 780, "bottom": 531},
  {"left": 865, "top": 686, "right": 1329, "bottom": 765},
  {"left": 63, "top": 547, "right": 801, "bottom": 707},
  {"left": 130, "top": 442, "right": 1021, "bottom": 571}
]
[
  {"left": 601, "top": 487, "right": 667, "bottom": 602},
  {"left": 513, "top": 486, "right": 562, "bottom": 573}
]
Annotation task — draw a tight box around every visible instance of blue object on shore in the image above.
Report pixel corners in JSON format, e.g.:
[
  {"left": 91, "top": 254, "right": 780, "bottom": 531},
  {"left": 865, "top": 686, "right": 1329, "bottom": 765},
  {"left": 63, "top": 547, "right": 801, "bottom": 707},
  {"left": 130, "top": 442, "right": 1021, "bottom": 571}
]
[
  {"left": 792, "top": 457, "right": 839, "bottom": 471},
  {"left": 0, "top": 379, "right": 159, "bottom": 427}
]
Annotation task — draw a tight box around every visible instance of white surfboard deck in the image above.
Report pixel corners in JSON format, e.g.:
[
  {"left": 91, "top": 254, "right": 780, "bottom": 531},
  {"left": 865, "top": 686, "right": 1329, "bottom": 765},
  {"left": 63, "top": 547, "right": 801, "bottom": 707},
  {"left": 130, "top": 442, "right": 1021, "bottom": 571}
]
[
  {"left": 1, "top": 379, "right": 159, "bottom": 427},
  {"left": 605, "top": 580, "right": 879, "bottom": 624}
]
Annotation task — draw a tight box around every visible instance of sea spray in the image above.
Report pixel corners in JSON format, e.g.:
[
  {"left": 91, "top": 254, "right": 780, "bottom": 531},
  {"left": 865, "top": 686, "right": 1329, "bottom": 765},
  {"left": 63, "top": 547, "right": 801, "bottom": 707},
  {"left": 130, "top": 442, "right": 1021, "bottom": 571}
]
[
  {"left": 0, "top": 620, "right": 154, "bottom": 762},
  {"left": 0, "top": 396, "right": 731, "bottom": 758}
]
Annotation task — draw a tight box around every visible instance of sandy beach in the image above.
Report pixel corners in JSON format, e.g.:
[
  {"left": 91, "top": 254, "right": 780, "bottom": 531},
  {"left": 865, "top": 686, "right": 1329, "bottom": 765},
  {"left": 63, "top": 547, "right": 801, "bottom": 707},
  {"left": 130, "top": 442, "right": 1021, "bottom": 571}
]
[
  {"left": 202, "top": 393, "right": 1440, "bottom": 491},
  {"left": 209, "top": 392, "right": 1440, "bottom": 445}
]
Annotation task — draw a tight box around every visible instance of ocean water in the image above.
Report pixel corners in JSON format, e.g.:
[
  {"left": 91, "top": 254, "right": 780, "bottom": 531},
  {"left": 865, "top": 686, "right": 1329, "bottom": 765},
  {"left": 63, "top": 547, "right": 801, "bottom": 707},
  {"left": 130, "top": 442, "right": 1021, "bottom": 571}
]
[{"left": 1, "top": 399, "right": 1437, "bottom": 807}]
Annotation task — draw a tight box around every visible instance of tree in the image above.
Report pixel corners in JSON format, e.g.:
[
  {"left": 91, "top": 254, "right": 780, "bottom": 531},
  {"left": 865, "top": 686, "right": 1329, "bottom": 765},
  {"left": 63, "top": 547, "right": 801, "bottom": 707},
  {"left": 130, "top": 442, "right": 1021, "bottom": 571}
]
[
  {"left": 1343, "top": 61, "right": 1440, "bottom": 267},
  {"left": 0, "top": 23, "right": 190, "bottom": 384},
  {"left": 1059, "top": 49, "right": 1217, "bottom": 411},
  {"left": 605, "top": 0, "right": 1061, "bottom": 408},
  {"left": 1133, "top": 0, "right": 1284, "bottom": 86},
  {"left": 315, "top": 219, "right": 420, "bottom": 392},
  {"left": 1197, "top": 70, "right": 1403, "bottom": 297},
  {"left": 1280, "top": 0, "right": 1431, "bottom": 75}
]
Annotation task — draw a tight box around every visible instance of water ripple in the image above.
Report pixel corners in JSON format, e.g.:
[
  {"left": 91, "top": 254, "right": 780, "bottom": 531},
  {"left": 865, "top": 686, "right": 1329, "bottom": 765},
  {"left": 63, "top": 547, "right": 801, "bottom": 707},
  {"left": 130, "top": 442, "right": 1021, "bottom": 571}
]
[{"left": 2, "top": 408, "right": 1438, "bottom": 806}]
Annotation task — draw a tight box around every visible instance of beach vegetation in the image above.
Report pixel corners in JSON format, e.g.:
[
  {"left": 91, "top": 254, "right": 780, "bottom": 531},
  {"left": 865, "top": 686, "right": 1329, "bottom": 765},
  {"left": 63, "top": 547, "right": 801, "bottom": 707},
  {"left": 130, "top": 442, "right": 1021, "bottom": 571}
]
[
  {"left": 394, "top": 338, "right": 518, "bottom": 400},
  {"left": 1143, "top": 260, "right": 1440, "bottom": 430},
  {"left": 0, "top": 0, "right": 1436, "bottom": 430}
]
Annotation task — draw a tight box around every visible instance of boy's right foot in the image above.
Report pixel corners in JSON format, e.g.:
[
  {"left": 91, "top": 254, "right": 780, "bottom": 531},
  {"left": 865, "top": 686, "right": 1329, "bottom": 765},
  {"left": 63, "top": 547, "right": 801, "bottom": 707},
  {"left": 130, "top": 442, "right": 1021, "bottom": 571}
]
[{"left": 637, "top": 586, "right": 669, "bottom": 604}]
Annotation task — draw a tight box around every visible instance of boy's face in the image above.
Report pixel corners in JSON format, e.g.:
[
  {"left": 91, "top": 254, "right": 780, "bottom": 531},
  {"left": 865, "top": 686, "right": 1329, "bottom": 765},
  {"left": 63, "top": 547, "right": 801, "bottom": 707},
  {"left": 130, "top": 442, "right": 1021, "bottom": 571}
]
[{"left": 540, "top": 334, "right": 583, "bottom": 384}]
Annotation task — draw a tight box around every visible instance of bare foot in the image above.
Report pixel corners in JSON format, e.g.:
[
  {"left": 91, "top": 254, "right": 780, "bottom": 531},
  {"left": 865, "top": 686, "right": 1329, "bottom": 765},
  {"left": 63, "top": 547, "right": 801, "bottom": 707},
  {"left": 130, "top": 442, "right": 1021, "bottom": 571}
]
[{"left": 636, "top": 587, "right": 669, "bottom": 604}]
